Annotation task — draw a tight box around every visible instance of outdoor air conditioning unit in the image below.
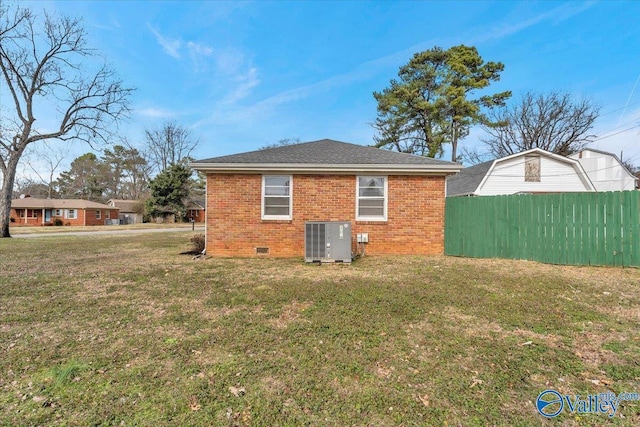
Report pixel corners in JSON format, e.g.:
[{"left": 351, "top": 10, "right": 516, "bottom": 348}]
[{"left": 305, "top": 221, "right": 352, "bottom": 263}]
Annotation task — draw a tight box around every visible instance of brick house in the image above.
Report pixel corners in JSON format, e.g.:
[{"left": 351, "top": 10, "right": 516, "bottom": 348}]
[
  {"left": 10, "top": 197, "right": 119, "bottom": 226},
  {"left": 191, "top": 139, "right": 461, "bottom": 257},
  {"left": 186, "top": 200, "right": 206, "bottom": 223}
]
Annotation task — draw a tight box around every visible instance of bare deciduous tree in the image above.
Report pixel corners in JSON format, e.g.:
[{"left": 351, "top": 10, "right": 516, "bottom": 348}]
[
  {"left": 0, "top": 4, "right": 133, "bottom": 237},
  {"left": 259, "top": 137, "right": 301, "bottom": 150},
  {"left": 144, "top": 121, "right": 198, "bottom": 174},
  {"left": 12, "top": 176, "right": 51, "bottom": 199},
  {"left": 23, "top": 142, "right": 68, "bottom": 198},
  {"left": 481, "top": 92, "right": 599, "bottom": 158}
]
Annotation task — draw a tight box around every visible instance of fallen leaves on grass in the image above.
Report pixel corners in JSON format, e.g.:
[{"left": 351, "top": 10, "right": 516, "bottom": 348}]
[
  {"left": 470, "top": 377, "right": 484, "bottom": 388},
  {"left": 417, "top": 394, "right": 429, "bottom": 407},
  {"left": 189, "top": 395, "right": 201, "bottom": 411},
  {"left": 229, "top": 385, "right": 246, "bottom": 397}
]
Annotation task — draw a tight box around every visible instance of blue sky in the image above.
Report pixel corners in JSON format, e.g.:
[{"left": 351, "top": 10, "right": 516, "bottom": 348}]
[{"left": 19, "top": 0, "right": 640, "bottom": 175}]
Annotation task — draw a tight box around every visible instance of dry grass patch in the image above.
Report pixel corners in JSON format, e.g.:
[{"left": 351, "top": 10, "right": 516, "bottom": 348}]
[{"left": 270, "top": 300, "right": 314, "bottom": 329}]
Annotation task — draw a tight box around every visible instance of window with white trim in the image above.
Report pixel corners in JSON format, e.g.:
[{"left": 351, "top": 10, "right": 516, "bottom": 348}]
[
  {"left": 54, "top": 209, "right": 62, "bottom": 216},
  {"left": 356, "top": 176, "right": 387, "bottom": 221},
  {"left": 95, "top": 210, "right": 101, "bottom": 219},
  {"left": 65, "top": 209, "right": 77, "bottom": 219},
  {"left": 105, "top": 210, "right": 110, "bottom": 219},
  {"left": 262, "top": 175, "right": 292, "bottom": 220}
]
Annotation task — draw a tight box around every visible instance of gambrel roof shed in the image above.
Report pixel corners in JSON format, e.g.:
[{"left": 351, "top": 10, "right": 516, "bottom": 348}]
[{"left": 446, "top": 148, "right": 596, "bottom": 196}]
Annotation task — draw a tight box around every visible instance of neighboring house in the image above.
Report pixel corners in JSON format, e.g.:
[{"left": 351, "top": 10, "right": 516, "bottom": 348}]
[
  {"left": 186, "top": 200, "right": 205, "bottom": 223},
  {"left": 568, "top": 148, "right": 638, "bottom": 191},
  {"left": 191, "top": 138, "right": 462, "bottom": 257},
  {"left": 107, "top": 199, "right": 143, "bottom": 224},
  {"left": 10, "top": 197, "right": 119, "bottom": 226},
  {"left": 446, "top": 148, "right": 596, "bottom": 197}
]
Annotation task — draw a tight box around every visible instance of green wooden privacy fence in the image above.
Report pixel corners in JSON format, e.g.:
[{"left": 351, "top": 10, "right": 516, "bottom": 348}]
[{"left": 444, "top": 191, "right": 640, "bottom": 267}]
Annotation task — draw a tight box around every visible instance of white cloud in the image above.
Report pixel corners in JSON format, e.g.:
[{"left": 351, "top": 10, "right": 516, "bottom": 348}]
[
  {"left": 136, "top": 107, "right": 176, "bottom": 119},
  {"left": 147, "top": 24, "right": 218, "bottom": 74},
  {"left": 222, "top": 68, "right": 260, "bottom": 104},
  {"left": 187, "top": 41, "right": 213, "bottom": 57},
  {"left": 147, "top": 23, "right": 181, "bottom": 59},
  {"left": 477, "top": 2, "right": 596, "bottom": 43},
  {"left": 212, "top": 48, "right": 246, "bottom": 75},
  {"left": 186, "top": 41, "right": 214, "bottom": 73}
]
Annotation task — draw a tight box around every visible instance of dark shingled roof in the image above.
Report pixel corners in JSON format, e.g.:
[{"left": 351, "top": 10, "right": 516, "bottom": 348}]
[
  {"left": 186, "top": 200, "right": 206, "bottom": 210},
  {"left": 193, "top": 139, "right": 458, "bottom": 166},
  {"left": 446, "top": 160, "right": 493, "bottom": 196}
]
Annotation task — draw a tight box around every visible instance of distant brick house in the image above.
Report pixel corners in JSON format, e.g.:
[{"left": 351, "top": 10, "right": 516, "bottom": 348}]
[
  {"left": 10, "top": 198, "right": 119, "bottom": 226},
  {"left": 191, "top": 139, "right": 462, "bottom": 257},
  {"left": 186, "top": 200, "right": 205, "bottom": 223}
]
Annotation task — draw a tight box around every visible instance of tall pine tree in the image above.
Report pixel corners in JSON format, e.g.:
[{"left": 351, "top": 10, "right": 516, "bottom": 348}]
[{"left": 373, "top": 45, "right": 511, "bottom": 161}]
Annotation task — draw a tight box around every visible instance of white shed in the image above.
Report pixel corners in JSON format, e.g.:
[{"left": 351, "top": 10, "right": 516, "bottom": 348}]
[
  {"left": 447, "top": 148, "right": 596, "bottom": 196},
  {"left": 569, "top": 148, "right": 638, "bottom": 191}
]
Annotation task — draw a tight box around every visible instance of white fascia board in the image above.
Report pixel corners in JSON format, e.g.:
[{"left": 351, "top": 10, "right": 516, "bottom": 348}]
[
  {"left": 473, "top": 160, "right": 497, "bottom": 195},
  {"left": 190, "top": 163, "right": 463, "bottom": 175}
]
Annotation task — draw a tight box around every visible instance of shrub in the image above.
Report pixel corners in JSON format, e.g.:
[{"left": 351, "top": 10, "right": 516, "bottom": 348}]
[
  {"left": 190, "top": 233, "right": 205, "bottom": 254},
  {"left": 54, "top": 218, "right": 64, "bottom": 226}
]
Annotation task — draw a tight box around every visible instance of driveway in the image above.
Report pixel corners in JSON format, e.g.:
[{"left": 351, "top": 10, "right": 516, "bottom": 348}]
[{"left": 12, "top": 226, "right": 205, "bottom": 239}]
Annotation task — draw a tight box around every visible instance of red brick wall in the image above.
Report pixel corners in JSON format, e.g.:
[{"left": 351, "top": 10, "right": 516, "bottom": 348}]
[
  {"left": 83, "top": 209, "right": 119, "bottom": 226},
  {"left": 205, "top": 173, "right": 447, "bottom": 257},
  {"left": 10, "top": 209, "right": 42, "bottom": 226},
  {"left": 188, "top": 209, "right": 205, "bottom": 223},
  {"left": 63, "top": 209, "right": 86, "bottom": 226}
]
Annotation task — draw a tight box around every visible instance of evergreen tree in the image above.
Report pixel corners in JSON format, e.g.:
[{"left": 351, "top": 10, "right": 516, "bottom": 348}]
[
  {"left": 373, "top": 45, "right": 510, "bottom": 161},
  {"left": 145, "top": 164, "right": 191, "bottom": 221},
  {"left": 55, "top": 153, "right": 106, "bottom": 201}
]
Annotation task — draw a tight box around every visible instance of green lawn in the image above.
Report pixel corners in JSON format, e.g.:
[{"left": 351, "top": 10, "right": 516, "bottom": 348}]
[{"left": 1, "top": 233, "right": 638, "bottom": 426}]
